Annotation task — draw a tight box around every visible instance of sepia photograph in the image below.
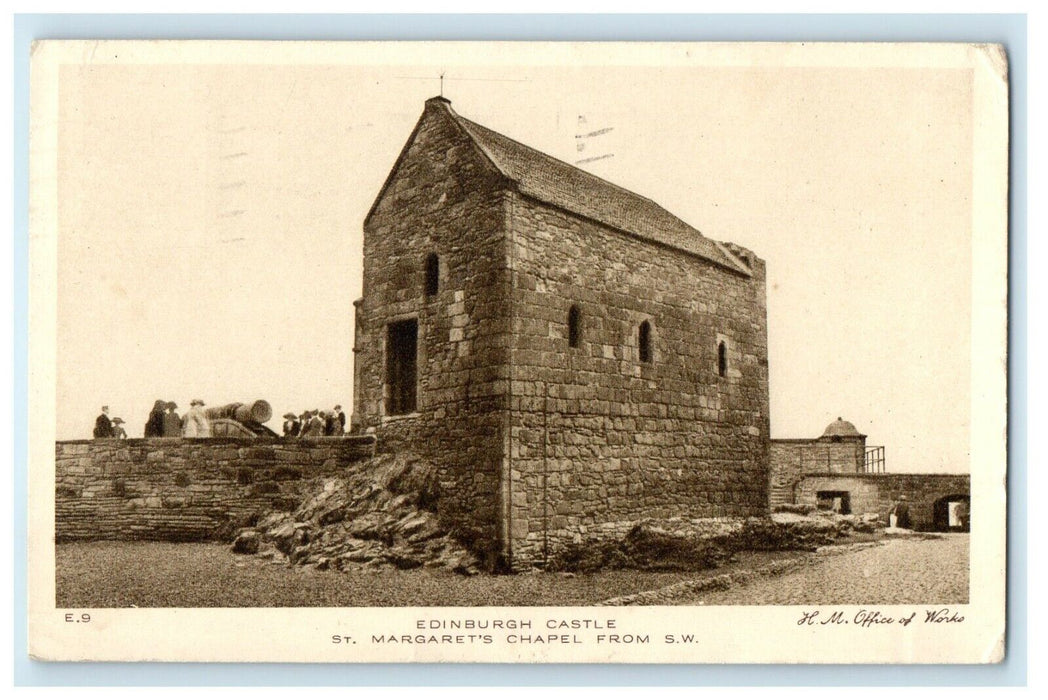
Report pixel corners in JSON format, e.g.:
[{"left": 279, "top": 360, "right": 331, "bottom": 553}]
[{"left": 27, "top": 40, "right": 1008, "bottom": 663}]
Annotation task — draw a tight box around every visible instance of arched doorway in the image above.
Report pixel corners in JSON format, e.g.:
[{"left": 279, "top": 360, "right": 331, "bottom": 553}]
[{"left": 932, "top": 494, "right": 970, "bottom": 532}]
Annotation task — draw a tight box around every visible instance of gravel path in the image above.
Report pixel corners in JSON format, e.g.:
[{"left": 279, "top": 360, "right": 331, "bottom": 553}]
[
  {"left": 55, "top": 541, "right": 718, "bottom": 607},
  {"left": 684, "top": 534, "right": 969, "bottom": 605},
  {"left": 55, "top": 535, "right": 968, "bottom": 607}
]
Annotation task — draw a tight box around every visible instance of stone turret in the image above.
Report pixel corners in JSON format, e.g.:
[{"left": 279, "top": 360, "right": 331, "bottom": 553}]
[{"left": 817, "top": 417, "right": 867, "bottom": 472}]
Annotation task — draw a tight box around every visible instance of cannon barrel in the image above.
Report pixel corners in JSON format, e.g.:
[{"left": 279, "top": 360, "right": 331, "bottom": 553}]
[{"left": 204, "top": 400, "right": 272, "bottom": 425}]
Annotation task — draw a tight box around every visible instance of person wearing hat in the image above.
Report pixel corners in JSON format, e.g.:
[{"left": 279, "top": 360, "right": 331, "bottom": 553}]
[
  {"left": 334, "top": 405, "right": 346, "bottom": 435},
  {"left": 144, "top": 399, "right": 166, "bottom": 438},
  {"left": 889, "top": 494, "right": 912, "bottom": 529},
  {"left": 282, "top": 412, "right": 301, "bottom": 438},
  {"left": 315, "top": 410, "right": 331, "bottom": 437},
  {"left": 324, "top": 409, "right": 340, "bottom": 436},
  {"left": 93, "top": 405, "right": 113, "bottom": 439},
  {"left": 110, "top": 417, "right": 128, "bottom": 440},
  {"left": 163, "top": 401, "right": 182, "bottom": 438},
  {"left": 181, "top": 399, "right": 212, "bottom": 438},
  {"left": 301, "top": 410, "right": 324, "bottom": 437}
]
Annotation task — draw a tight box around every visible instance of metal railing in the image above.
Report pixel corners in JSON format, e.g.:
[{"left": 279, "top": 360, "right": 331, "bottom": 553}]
[{"left": 863, "top": 446, "right": 886, "bottom": 473}]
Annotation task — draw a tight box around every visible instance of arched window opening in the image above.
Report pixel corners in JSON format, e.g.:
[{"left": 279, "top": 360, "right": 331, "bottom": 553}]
[
  {"left": 424, "top": 253, "right": 439, "bottom": 296},
  {"left": 568, "top": 305, "right": 582, "bottom": 348},
  {"left": 718, "top": 340, "right": 728, "bottom": 377},
  {"left": 639, "top": 320, "right": 652, "bottom": 364}
]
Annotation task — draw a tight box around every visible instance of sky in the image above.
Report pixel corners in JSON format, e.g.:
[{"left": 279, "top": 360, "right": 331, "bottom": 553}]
[{"left": 53, "top": 48, "right": 976, "bottom": 473}]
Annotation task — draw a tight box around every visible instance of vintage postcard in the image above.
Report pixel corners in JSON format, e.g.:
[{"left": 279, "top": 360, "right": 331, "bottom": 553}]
[{"left": 27, "top": 41, "right": 1008, "bottom": 663}]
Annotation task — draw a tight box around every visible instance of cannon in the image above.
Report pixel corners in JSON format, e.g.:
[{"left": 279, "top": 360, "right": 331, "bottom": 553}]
[
  {"left": 204, "top": 401, "right": 278, "bottom": 438},
  {"left": 204, "top": 400, "right": 273, "bottom": 424}
]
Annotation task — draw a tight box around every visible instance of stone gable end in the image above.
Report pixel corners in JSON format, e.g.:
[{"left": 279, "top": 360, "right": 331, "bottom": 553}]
[{"left": 355, "top": 98, "right": 514, "bottom": 569}]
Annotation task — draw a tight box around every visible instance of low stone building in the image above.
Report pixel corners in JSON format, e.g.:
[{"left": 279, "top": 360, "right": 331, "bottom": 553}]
[
  {"left": 352, "top": 97, "right": 770, "bottom": 570},
  {"left": 769, "top": 417, "right": 970, "bottom": 531}
]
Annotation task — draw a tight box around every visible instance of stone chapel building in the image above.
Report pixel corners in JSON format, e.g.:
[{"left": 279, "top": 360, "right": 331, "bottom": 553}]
[{"left": 352, "top": 97, "right": 770, "bottom": 570}]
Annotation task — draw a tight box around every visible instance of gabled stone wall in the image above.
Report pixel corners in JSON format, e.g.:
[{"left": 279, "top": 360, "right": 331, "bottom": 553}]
[{"left": 354, "top": 99, "right": 513, "bottom": 568}]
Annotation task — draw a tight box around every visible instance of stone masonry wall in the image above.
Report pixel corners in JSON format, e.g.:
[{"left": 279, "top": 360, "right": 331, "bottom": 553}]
[
  {"left": 504, "top": 190, "right": 771, "bottom": 567},
  {"left": 769, "top": 438, "right": 865, "bottom": 508},
  {"left": 795, "top": 473, "right": 970, "bottom": 529},
  {"left": 355, "top": 98, "right": 512, "bottom": 568},
  {"left": 55, "top": 437, "right": 376, "bottom": 542}
]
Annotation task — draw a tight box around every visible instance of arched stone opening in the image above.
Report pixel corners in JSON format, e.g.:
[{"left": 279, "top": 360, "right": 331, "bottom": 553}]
[{"left": 932, "top": 494, "right": 970, "bottom": 532}]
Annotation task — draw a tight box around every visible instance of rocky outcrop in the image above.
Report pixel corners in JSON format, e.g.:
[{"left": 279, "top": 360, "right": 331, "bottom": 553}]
[
  {"left": 233, "top": 453, "right": 482, "bottom": 575},
  {"left": 547, "top": 511, "right": 884, "bottom": 573}
]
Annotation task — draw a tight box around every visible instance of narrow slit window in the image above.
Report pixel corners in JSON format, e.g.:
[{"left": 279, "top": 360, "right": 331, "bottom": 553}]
[
  {"left": 568, "top": 305, "right": 582, "bottom": 348},
  {"left": 718, "top": 340, "right": 728, "bottom": 377},
  {"left": 639, "top": 320, "right": 652, "bottom": 364},
  {"left": 386, "top": 319, "right": 418, "bottom": 415},
  {"left": 424, "top": 253, "right": 439, "bottom": 296}
]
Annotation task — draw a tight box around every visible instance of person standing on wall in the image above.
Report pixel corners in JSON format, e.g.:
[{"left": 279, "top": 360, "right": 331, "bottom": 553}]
[
  {"left": 324, "top": 409, "right": 340, "bottom": 436},
  {"left": 301, "top": 410, "right": 324, "bottom": 437},
  {"left": 181, "top": 399, "right": 212, "bottom": 438},
  {"left": 163, "top": 402, "right": 182, "bottom": 438},
  {"left": 93, "top": 405, "right": 113, "bottom": 438},
  {"left": 282, "top": 412, "right": 301, "bottom": 438},
  {"left": 110, "top": 417, "right": 128, "bottom": 439},
  {"left": 144, "top": 399, "right": 166, "bottom": 437}
]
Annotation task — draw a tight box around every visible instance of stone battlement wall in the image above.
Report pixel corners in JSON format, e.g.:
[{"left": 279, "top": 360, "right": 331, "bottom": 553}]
[
  {"left": 55, "top": 437, "right": 376, "bottom": 542},
  {"left": 769, "top": 438, "right": 866, "bottom": 507},
  {"left": 794, "top": 472, "right": 970, "bottom": 529}
]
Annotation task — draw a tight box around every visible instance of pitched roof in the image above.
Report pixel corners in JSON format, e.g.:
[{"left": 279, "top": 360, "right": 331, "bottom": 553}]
[{"left": 438, "top": 100, "right": 751, "bottom": 276}]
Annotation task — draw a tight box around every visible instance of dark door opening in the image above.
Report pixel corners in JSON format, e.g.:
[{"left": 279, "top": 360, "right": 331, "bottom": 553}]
[
  {"left": 386, "top": 319, "right": 418, "bottom": 415},
  {"left": 816, "top": 490, "right": 851, "bottom": 515},
  {"left": 933, "top": 494, "right": 970, "bottom": 532}
]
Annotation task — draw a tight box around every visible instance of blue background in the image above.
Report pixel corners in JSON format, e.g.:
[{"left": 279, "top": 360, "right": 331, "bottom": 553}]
[{"left": 12, "top": 12, "right": 1028, "bottom": 687}]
